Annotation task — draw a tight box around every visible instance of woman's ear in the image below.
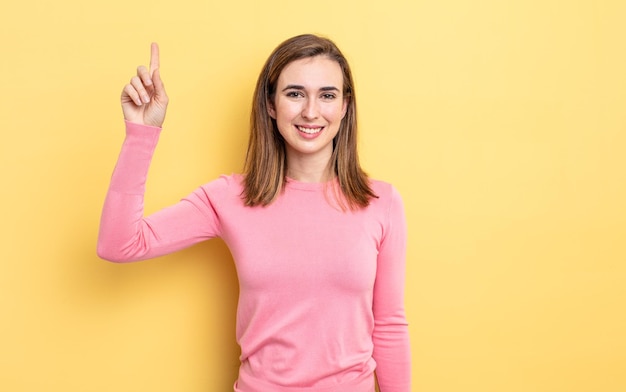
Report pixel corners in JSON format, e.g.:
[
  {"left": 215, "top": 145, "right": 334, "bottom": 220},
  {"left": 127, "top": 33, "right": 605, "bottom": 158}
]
[{"left": 267, "top": 99, "right": 276, "bottom": 119}]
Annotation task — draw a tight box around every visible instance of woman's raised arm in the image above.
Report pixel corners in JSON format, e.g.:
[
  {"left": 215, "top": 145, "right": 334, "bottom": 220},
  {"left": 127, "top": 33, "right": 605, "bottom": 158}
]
[{"left": 97, "top": 44, "right": 215, "bottom": 262}]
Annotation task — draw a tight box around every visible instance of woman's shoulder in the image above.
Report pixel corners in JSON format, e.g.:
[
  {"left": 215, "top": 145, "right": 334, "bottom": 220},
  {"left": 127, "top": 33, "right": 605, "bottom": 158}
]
[
  {"left": 365, "top": 177, "right": 404, "bottom": 212},
  {"left": 201, "top": 173, "right": 244, "bottom": 190},
  {"left": 189, "top": 173, "right": 245, "bottom": 203},
  {"left": 364, "top": 178, "right": 406, "bottom": 233},
  {"left": 368, "top": 178, "right": 400, "bottom": 198}
]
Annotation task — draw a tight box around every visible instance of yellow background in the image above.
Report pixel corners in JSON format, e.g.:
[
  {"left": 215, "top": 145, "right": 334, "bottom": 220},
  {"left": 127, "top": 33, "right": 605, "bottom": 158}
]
[{"left": 1, "top": 0, "right": 624, "bottom": 390}]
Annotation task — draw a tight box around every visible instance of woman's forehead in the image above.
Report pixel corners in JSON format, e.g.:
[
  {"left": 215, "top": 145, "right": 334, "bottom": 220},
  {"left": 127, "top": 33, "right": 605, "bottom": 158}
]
[{"left": 277, "top": 56, "right": 344, "bottom": 89}]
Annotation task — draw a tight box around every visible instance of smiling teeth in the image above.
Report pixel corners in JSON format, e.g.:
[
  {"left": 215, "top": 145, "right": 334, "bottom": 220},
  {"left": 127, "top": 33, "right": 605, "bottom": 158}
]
[{"left": 297, "top": 126, "right": 323, "bottom": 134}]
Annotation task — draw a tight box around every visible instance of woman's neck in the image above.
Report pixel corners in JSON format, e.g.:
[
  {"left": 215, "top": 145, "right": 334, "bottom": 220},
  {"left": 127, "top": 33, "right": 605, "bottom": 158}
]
[{"left": 285, "top": 152, "right": 334, "bottom": 183}]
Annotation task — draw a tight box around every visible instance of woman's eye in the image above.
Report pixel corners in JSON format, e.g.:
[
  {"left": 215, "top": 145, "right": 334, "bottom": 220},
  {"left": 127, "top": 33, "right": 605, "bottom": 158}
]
[
  {"left": 321, "top": 93, "right": 336, "bottom": 100},
  {"left": 286, "top": 91, "right": 303, "bottom": 98}
]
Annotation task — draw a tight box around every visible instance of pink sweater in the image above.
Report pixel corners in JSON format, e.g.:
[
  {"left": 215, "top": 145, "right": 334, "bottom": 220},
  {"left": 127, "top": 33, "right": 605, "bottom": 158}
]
[{"left": 98, "top": 122, "right": 411, "bottom": 391}]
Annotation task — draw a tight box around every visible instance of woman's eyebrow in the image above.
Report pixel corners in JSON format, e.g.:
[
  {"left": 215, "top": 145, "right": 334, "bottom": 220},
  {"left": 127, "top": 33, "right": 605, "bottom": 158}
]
[{"left": 282, "top": 84, "right": 340, "bottom": 92}]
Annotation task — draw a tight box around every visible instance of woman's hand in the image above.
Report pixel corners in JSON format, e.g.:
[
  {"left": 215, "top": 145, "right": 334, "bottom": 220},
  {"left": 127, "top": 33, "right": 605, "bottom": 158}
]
[{"left": 121, "top": 43, "right": 169, "bottom": 127}]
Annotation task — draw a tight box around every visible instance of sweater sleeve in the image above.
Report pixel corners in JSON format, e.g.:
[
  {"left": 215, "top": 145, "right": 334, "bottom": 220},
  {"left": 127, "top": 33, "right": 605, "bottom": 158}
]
[
  {"left": 372, "top": 186, "right": 411, "bottom": 391},
  {"left": 97, "top": 121, "right": 220, "bottom": 262}
]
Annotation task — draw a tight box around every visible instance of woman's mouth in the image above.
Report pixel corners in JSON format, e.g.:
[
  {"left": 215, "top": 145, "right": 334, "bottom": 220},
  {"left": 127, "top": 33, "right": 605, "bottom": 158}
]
[{"left": 297, "top": 125, "right": 324, "bottom": 135}]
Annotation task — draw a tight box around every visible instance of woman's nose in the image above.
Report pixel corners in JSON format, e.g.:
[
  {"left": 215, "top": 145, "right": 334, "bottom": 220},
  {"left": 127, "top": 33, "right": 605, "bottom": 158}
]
[{"left": 301, "top": 98, "right": 319, "bottom": 120}]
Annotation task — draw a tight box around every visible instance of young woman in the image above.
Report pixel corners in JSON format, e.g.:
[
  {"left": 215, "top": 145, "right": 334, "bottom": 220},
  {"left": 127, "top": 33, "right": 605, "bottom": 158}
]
[{"left": 98, "top": 34, "right": 410, "bottom": 392}]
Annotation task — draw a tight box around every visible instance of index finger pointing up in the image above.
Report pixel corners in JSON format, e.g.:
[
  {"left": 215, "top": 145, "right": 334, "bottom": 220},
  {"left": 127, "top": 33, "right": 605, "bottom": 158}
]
[{"left": 150, "top": 42, "right": 160, "bottom": 76}]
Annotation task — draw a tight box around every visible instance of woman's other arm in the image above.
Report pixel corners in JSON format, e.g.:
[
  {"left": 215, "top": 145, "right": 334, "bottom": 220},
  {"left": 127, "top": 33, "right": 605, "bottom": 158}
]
[{"left": 372, "top": 186, "right": 411, "bottom": 392}]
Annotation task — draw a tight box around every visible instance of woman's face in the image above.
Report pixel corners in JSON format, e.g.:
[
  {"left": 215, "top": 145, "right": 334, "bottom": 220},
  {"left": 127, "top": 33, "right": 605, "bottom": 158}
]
[{"left": 269, "top": 56, "right": 347, "bottom": 165}]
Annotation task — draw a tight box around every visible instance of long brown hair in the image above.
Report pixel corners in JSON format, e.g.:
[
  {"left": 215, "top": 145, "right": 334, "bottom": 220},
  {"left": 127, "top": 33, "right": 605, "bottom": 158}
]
[{"left": 242, "top": 34, "right": 377, "bottom": 209}]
